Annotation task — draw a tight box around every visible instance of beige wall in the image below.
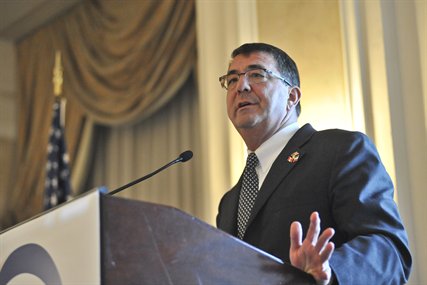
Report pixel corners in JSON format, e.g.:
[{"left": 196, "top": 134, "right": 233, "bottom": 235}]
[{"left": 257, "top": 0, "right": 351, "bottom": 131}]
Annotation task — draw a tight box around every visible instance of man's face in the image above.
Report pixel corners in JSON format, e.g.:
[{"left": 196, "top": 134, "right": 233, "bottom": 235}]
[{"left": 226, "top": 52, "right": 290, "bottom": 136}]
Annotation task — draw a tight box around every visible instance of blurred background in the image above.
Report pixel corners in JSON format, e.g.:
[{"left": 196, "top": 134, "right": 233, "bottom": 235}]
[{"left": 0, "top": 0, "right": 425, "bottom": 284}]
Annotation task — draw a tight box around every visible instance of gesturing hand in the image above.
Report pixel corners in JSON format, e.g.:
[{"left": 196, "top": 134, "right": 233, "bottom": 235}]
[{"left": 289, "top": 212, "right": 335, "bottom": 285}]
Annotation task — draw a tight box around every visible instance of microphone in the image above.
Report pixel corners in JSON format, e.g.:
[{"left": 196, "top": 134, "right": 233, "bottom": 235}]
[{"left": 108, "top": 150, "right": 193, "bottom": 196}]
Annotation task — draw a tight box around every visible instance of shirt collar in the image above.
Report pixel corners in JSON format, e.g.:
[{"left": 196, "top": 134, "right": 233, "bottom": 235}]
[{"left": 249, "top": 122, "right": 300, "bottom": 176}]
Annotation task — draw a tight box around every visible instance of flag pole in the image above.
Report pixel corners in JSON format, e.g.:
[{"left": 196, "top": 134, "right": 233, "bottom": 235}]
[
  {"left": 53, "top": 50, "right": 66, "bottom": 127},
  {"left": 44, "top": 50, "right": 72, "bottom": 209},
  {"left": 53, "top": 50, "right": 63, "bottom": 97}
]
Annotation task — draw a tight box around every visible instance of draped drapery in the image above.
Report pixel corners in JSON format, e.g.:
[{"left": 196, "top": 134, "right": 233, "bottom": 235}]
[
  {"left": 61, "top": 0, "right": 196, "bottom": 124},
  {"left": 5, "top": 0, "right": 196, "bottom": 226},
  {"left": 85, "top": 75, "right": 203, "bottom": 219}
]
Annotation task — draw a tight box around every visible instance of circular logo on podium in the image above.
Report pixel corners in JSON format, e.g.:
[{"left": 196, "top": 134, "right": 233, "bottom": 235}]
[{"left": 0, "top": 243, "right": 62, "bottom": 285}]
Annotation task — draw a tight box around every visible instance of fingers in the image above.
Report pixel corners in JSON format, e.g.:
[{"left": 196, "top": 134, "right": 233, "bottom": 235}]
[
  {"left": 290, "top": 221, "right": 303, "bottom": 251},
  {"left": 289, "top": 212, "right": 335, "bottom": 285},
  {"left": 292, "top": 212, "right": 336, "bottom": 260},
  {"left": 305, "top": 212, "right": 321, "bottom": 245},
  {"left": 315, "top": 227, "right": 335, "bottom": 253},
  {"left": 319, "top": 242, "right": 335, "bottom": 262}
]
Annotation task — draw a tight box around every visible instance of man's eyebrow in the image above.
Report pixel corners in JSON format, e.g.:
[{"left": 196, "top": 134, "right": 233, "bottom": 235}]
[
  {"left": 247, "top": 64, "right": 265, "bottom": 70},
  {"left": 227, "top": 64, "right": 266, "bottom": 75},
  {"left": 227, "top": 69, "right": 239, "bottom": 75}
]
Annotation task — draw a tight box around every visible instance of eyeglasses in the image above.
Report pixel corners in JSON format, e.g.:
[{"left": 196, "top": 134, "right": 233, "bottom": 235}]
[{"left": 219, "top": 68, "right": 292, "bottom": 90}]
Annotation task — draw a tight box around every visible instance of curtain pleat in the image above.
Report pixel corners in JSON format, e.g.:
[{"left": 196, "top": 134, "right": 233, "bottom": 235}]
[
  {"left": 85, "top": 75, "right": 202, "bottom": 218},
  {"left": 60, "top": 0, "right": 196, "bottom": 125},
  {"left": 4, "top": 0, "right": 197, "bottom": 227}
]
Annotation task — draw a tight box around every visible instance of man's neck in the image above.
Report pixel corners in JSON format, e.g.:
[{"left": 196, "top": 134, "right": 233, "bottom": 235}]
[{"left": 240, "top": 119, "right": 298, "bottom": 151}]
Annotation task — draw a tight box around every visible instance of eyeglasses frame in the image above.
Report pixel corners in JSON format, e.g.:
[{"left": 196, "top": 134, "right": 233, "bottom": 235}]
[{"left": 219, "top": 68, "right": 292, "bottom": 90}]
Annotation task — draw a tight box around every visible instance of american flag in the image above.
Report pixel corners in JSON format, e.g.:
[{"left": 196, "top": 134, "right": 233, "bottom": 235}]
[{"left": 44, "top": 99, "right": 72, "bottom": 210}]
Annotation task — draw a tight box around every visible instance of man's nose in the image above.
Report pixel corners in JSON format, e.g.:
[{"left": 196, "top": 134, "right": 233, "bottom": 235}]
[{"left": 237, "top": 74, "right": 251, "bottom": 93}]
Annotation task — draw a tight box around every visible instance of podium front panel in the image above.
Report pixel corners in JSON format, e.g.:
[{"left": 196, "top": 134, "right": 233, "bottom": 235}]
[
  {"left": 0, "top": 189, "right": 102, "bottom": 285},
  {"left": 101, "top": 195, "right": 316, "bottom": 285}
]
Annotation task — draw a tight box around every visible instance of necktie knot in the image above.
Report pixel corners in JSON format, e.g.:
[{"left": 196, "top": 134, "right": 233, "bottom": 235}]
[{"left": 246, "top": 153, "right": 259, "bottom": 170}]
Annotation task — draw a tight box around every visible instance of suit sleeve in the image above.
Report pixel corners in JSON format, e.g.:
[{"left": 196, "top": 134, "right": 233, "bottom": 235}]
[{"left": 328, "top": 132, "right": 412, "bottom": 284}]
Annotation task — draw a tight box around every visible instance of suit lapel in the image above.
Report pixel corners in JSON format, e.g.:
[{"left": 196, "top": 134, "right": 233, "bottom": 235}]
[
  {"left": 219, "top": 181, "right": 241, "bottom": 235},
  {"left": 245, "top": 124, "right": 317, "bottom": 230}
]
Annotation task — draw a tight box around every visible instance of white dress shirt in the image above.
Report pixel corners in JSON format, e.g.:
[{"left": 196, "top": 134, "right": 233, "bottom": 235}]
[{"left": 249, "top": 122, "right": 300, "bottom": 189}]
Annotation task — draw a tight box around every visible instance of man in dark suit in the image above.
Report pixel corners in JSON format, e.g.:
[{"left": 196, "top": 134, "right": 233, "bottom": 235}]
[{"left": 217, "top": 43, "right": 412, "bottom": 284}]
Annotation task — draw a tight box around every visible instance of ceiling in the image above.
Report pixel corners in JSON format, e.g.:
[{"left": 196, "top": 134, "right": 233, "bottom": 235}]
[{"left": 0, "top": 0, "right": 81, "bottom": 41}]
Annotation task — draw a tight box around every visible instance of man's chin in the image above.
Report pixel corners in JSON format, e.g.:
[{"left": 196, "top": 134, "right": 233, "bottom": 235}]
[
  {"left": 233, "top": 119, "right": 261, "bottom": 130},
  {"left": 230, "top": 112, "right": 264, "bottom": 129}
]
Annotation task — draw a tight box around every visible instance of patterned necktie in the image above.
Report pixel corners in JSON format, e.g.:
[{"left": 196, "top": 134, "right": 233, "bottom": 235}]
[{"left": 237, "top": 153, "right": 259, "bottom": 239}]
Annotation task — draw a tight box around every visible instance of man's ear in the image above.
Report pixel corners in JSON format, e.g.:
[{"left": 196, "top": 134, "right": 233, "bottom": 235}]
[{"left": 287, "top": 86, "right": 301, "bottom": 110}]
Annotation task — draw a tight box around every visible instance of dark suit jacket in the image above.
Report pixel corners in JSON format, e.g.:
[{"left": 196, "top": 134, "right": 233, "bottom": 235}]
[{"left": 217, "top": 124, "right": 412, "bottom": 284}]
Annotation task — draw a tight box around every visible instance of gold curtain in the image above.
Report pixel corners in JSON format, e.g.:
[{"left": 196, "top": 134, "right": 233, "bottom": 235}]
[
  {"left": 87, "top": 76, "right": 203, "bottom": 219},
  {"left": 6, "top": 0, "right": 196, "bottom": 226}
]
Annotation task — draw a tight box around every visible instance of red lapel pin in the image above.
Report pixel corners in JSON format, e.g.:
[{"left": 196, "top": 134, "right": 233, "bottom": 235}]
[{"left": 287, "top": 151, "right": 300, "bottom": 163}]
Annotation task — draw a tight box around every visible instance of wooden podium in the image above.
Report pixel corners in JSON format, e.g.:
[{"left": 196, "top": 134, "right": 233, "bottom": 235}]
[{"left": 0, "top": 189, "right": 315, "bottom": 285}]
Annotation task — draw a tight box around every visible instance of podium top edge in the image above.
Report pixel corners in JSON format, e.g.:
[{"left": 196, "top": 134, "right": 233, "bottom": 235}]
[{"left": 0, "top": 187, "right": 108, "bottom": 235}]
